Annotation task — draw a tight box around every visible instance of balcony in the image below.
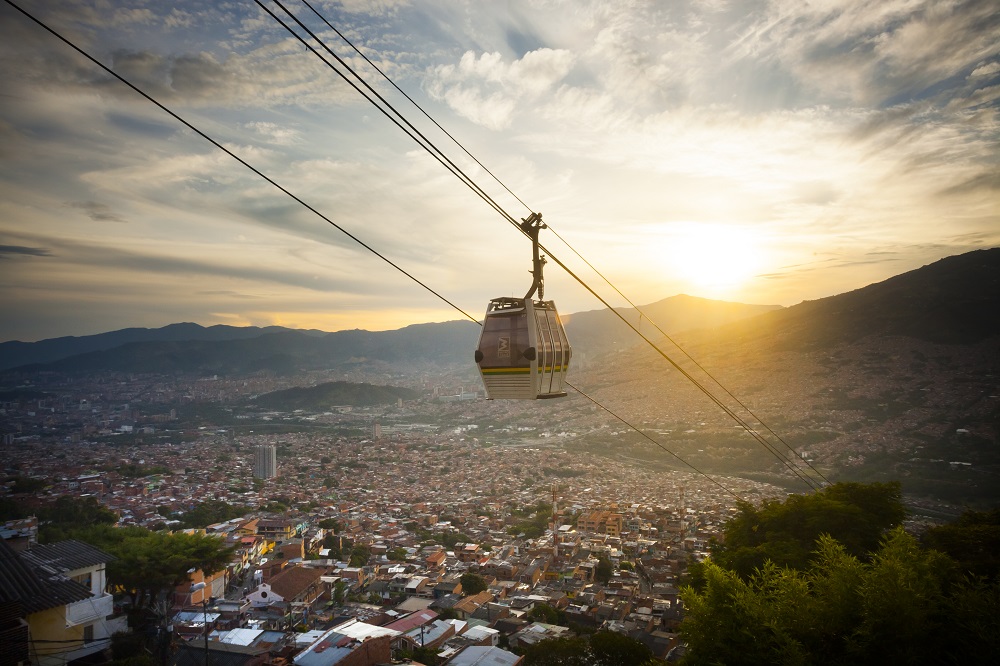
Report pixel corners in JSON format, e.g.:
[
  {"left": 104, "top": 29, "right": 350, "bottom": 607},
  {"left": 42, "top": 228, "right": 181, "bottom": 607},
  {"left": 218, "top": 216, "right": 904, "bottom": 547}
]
[{"left": 65, "top": 592, "right": 114, "bottom": 627}]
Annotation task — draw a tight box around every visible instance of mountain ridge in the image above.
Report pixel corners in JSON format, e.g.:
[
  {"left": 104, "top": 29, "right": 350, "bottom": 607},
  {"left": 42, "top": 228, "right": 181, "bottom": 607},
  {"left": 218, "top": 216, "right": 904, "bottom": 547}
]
[{"left": 0, "top": 296, "right": 778, "bottom": 374}]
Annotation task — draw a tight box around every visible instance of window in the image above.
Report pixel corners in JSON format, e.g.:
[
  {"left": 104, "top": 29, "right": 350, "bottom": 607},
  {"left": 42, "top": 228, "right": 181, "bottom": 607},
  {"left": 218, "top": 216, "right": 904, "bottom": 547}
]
[
  {"left": 74, "top": 572, "right": 93, "bottom": 591},
  {"left": 83, "top": 624, "right": 94, "bottom": 643}
]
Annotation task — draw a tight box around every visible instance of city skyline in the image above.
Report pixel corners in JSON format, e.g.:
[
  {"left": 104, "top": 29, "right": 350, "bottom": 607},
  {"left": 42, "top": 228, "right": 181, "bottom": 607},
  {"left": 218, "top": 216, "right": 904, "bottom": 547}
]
[{"left": 1, "top": 0, "right": 997, "bottom": 342}]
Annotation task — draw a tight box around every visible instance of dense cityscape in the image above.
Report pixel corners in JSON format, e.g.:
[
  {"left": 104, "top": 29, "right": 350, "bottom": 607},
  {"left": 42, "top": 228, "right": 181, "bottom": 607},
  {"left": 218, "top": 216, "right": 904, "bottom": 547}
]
[{"left": 2, "top": 366, "right": 790, "bottom": 665}]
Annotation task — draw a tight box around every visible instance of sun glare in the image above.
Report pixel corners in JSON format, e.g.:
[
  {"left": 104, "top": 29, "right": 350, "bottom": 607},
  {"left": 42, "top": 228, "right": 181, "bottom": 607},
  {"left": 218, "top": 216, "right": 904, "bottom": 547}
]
[{"left": 667, "top": 224, "right": 764, "bottom": 295}]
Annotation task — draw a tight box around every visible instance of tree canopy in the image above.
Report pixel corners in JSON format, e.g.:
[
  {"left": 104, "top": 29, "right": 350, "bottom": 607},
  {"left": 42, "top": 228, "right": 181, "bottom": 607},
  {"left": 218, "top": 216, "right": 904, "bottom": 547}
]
[
  {"left": 460, "top": 572, "right": 488, "bottom": 596},
  {"left": 176, "top": 499, "right": 250, "bottom": 529},
  {"left": 681, "top": 483, "right": 1000, "bottom": 665},
  {"left": 921, "top": 508, "right": 1000, "bottom": 580},
  {"left": 710, "top": 481, "right": 905, "bottom": 578},
  {"left": 681, "top": 528, "right": 999, "bottom": 665},
  {"left": 520, "top": 632, "right": 652, "bottom": 666},
  {"left": 38, "top": 496, "right": 118, "bottom": 541},
  {"left": 50, "top": 524, "right": 234, "bottom": 609}
]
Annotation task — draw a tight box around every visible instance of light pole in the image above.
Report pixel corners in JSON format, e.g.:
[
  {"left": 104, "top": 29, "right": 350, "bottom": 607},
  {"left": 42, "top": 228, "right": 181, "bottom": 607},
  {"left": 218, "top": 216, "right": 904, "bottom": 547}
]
[{"left": 189, "top": 582, "right": 210, "bottom": 665}]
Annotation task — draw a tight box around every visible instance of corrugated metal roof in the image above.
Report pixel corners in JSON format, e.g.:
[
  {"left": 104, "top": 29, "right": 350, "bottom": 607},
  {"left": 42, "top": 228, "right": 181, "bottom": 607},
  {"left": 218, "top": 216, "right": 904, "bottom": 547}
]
[
  {"left": 23, "top": 539, "right": 116, "bottom": 573},
  {"left": 0, "top": 539, "right": 94, "bottom": 615}
]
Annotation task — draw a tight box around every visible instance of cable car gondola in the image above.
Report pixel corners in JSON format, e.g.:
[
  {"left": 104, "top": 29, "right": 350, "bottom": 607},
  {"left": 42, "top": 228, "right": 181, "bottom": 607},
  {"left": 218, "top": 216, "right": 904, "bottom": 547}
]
[{"left": 474, "top": 213, "right": 571, "bottom": 399}]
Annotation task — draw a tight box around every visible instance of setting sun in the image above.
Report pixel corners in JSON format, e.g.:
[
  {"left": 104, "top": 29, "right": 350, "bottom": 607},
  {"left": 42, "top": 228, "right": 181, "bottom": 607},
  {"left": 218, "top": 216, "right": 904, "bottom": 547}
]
[{"left": 668, "top": 224, "right": 765, "bottom": 295}]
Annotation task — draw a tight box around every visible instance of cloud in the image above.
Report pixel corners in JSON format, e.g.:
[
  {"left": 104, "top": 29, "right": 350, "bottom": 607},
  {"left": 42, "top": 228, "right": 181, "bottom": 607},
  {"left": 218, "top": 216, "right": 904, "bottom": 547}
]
[
  {"left": 65, "top": 201, "right": 127, "bottom": 223},
  {"left": 427, "top": 48, "right": 574, "bottom": 129},
  {"left": 0, "top": 244, "right": 51, "bottom": 258},
  {"left": 969, "top": 62, "right": 1000, "bottom": 78},
  {"left": 733, "top": 0, "right": 1000, "bottom": 106}
]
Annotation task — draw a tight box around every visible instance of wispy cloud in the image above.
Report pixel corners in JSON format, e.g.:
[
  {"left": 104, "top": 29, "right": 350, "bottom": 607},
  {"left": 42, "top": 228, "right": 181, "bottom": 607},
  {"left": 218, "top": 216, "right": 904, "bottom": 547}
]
[
  {"left": 0, "top": 244, "right": 51, "bottom": 258},
  {"left": 65, "top": 200, "right": 127, "bottom": 223}
]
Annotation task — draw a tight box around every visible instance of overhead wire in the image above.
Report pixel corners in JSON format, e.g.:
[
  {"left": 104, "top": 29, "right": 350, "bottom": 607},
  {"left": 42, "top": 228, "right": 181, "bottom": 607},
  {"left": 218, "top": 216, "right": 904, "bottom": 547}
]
[
  {"left": 256, "top": 0, "right": 800, "bottom": 493},
  {"left": 256, "top": 0, "right": 524, "bottom": 232},
  {"left": 6, "top": 0, "right": 796, "bottom": 499},
  {"left": 291, "top": 0, "right": 829, "bottom": 488},
  {"left": 546, "top": 223, "right": 831, "bottom": 486},
  {"left": 266, "top": 0, "right": 824, "bottom": 491},
  {"left": 0, "top": 0, "right": 477, "bottom": 327},
  {"left": 297, "top": 0, "right": 536, "bottom": 214}
]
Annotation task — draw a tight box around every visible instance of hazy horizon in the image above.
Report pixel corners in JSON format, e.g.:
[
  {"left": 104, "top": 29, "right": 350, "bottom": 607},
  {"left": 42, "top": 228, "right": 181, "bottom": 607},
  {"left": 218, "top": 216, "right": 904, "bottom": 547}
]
[{"left": 2, "top": 1, "right": 997, "bottom": 342}]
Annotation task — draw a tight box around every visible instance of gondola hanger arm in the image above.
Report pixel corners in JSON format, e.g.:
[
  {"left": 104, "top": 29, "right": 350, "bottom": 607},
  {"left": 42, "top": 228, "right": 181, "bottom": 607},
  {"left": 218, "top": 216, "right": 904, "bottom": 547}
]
[{"left": 521, "top": 212, "right": 546, "bottom": 300}]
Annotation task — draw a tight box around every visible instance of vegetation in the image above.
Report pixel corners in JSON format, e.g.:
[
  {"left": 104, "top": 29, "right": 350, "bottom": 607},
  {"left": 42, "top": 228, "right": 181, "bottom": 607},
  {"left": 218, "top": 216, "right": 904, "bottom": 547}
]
[
  {"left": 38, "top": 496, "right": 119, "bottom": 542},
  {"left": 176, "top": 499, "right": 250, "bottom": 528},
  {"left": 520, "top": 632, "right": 652, "bottom": 666},
  {"left": 41, "top": 523, "right": 234, "bottom": 610},
  {"left": 595, "top": 556, "right": 613, "bottom": 584},
  {"left": 349, "top": 544, "right": 370, "bottom": 567},
  {"left": 8, "top": 475, "right": 49, "bottom": 493},
  {"left": 921, "top": 508, "right": 1000, "bottom": 579},
  {"left": 707, "top": 482, "right": 905, "bottom": 579},
  {"left": 460, "top": 572, "right": 488, "bottom": 596},
  {"left": 252, "top": 381, "right": 419, "bottom": 410},
  {"left": 507, "top": 501, "right": 553, "bottom": 539},
  {"left": 680, "top": 483, "right": 1000, "bottom": 665}
]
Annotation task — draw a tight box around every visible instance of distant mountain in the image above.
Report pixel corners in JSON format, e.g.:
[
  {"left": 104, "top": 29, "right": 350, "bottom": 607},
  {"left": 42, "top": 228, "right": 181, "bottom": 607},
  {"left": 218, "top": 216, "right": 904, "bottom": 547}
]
[
  {"left": 2, "top": 296, "right": 785, "bottom": 377},
  {"left": 252, "top": 381, "right": 419, "bottom": 410},
  {"left": 586, "top": 248, "right": 1000, "bottom": 504},
  {"left": 701, "top": 247, "right": 1000, "bottom": 350},
  {"left": 563, "top": 294, "right": 782, "bottom": 355},
  {"left": 0, "top": 322, "right": 326, "bottom": 371},
  {"left": 5, "top": 321, "right": 481, "bottom": 376}
]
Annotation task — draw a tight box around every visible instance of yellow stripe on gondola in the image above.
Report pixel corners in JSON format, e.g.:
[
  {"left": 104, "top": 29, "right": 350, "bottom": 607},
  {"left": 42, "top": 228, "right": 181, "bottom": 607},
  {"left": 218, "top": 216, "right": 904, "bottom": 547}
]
[{"left": 481, "top": 367, "right": 532, "bottom": 375}]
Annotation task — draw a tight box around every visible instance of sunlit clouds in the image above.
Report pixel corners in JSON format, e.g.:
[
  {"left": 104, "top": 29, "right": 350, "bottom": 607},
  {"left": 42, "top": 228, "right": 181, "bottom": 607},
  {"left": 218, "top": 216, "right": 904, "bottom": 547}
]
[{"left": 0, "top": 0, "right": 997, "bottom": 341}]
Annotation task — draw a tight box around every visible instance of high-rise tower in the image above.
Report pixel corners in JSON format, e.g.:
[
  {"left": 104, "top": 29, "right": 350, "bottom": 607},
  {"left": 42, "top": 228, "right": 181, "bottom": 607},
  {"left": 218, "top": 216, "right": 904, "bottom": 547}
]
[{"left": 254, "top": 444, "right": 277, "bottom": 479}]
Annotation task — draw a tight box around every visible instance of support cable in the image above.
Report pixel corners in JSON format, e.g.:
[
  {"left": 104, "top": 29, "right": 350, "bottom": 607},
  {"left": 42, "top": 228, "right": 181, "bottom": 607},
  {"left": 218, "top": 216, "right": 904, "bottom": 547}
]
[
  {"left": 279, "top": 0, "right": 825, "bottom": 489},
  {"left": 297, "top": 0, "right": 535, "bottom": 213},
  {"left": 0, "top": 0, "right": 477, "bottom": 326},
  {"left": 2, "top": 0, "right": 755, "bottom": 502}
]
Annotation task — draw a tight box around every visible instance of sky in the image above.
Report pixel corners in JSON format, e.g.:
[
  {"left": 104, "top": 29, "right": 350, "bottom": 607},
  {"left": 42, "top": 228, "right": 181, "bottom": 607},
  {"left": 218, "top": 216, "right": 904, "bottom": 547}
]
[{"left": 0, "top": 0, "right": 997, "bottom": 342}]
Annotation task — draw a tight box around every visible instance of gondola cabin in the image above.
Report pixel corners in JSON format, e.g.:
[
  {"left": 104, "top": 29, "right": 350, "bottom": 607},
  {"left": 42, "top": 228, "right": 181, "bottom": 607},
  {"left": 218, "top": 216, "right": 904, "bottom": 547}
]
[{"left": 475, "top": 296, "right": 571, "bottom": 399}]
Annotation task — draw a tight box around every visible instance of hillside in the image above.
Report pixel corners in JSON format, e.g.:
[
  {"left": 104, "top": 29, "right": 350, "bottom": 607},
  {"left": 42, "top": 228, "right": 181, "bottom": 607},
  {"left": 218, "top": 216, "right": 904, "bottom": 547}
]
[
  {"left": 0, "top": 322, "right": 327, "bottom": 371},
  {"left": 251, "top": 381, "right": 419, "bottom": 410},
  {"left": 577, "top": 248, "right": 1000, "bottom": 503},
  {"left": 4, "top": 321, "right": 481, "bottom": 376},
  {"left": 562, "top": 294, "right": 782, "bottom": 355},
  {"left": 1, "top": 297, "right": 778, "bottom": 377}
]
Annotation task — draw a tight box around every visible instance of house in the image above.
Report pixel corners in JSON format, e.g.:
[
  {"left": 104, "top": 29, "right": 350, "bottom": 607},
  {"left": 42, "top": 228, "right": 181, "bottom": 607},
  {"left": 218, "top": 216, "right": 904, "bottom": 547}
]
[
  {"left": 444, "top": 645, "right": 523, "bottom": 665},
  {"left": 257, "top": 518, "right": 296, "bottom": 543},
  {"left": 247, "top": 565, "right": 324, "bottom": 611},
  {"left": 402, "top": 618, "right": 459, "bottom": 650},
  {"left": 293, "top": 618, "right": 401, "bottom": 666},
  {"left": 450, "top": 591, "right": 494, "bottom": 620},
  {"left": 1, "top": 539, "right": 124, "bottom": 666},
  {"left": 507, "top": 622, "right": 571, "bottom": 650}
]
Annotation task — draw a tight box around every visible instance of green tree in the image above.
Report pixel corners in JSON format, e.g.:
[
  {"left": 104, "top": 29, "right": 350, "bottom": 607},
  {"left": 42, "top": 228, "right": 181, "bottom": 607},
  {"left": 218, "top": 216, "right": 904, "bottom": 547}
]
[
  {"left": 67, "top": 524, "right": 235, "bottom": 610},
  {"left": 680, "top": 528, "right": 997, "bottom": 665},
  {"left": 521, "top": 635, "right": 590, "bottom": 666},
  {"left": 595, "top": 556, "right": 613, "bottom": 584},
  {"left": 460, "top": 572, "right": 488, "bottom": 596},
  {"left": 588, "top": 632, "right": 652, "bottom": 666},
  {"left": 527, "top": 603, "right": 565, "bottom": 625},
  {"left": 177, "top": 499, "right": 249, "bottom": 529},
  {"left": 318, "top": 518, "right": 340, "bottom": 531},
  {"left": 39, "top": 496, "right": 117, "bottom": 542},
  {"left": 922, "top": 509, "right": 1000, "bottom": 579},
  {"left": 349, "top": 544, "right": 370, "bottom": 567},
  {"left": 711, "top": 482, "right": 905, "bottom": 579},
  {"left": 10, "top": 475, "right": 48, "bottom": 493}
]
